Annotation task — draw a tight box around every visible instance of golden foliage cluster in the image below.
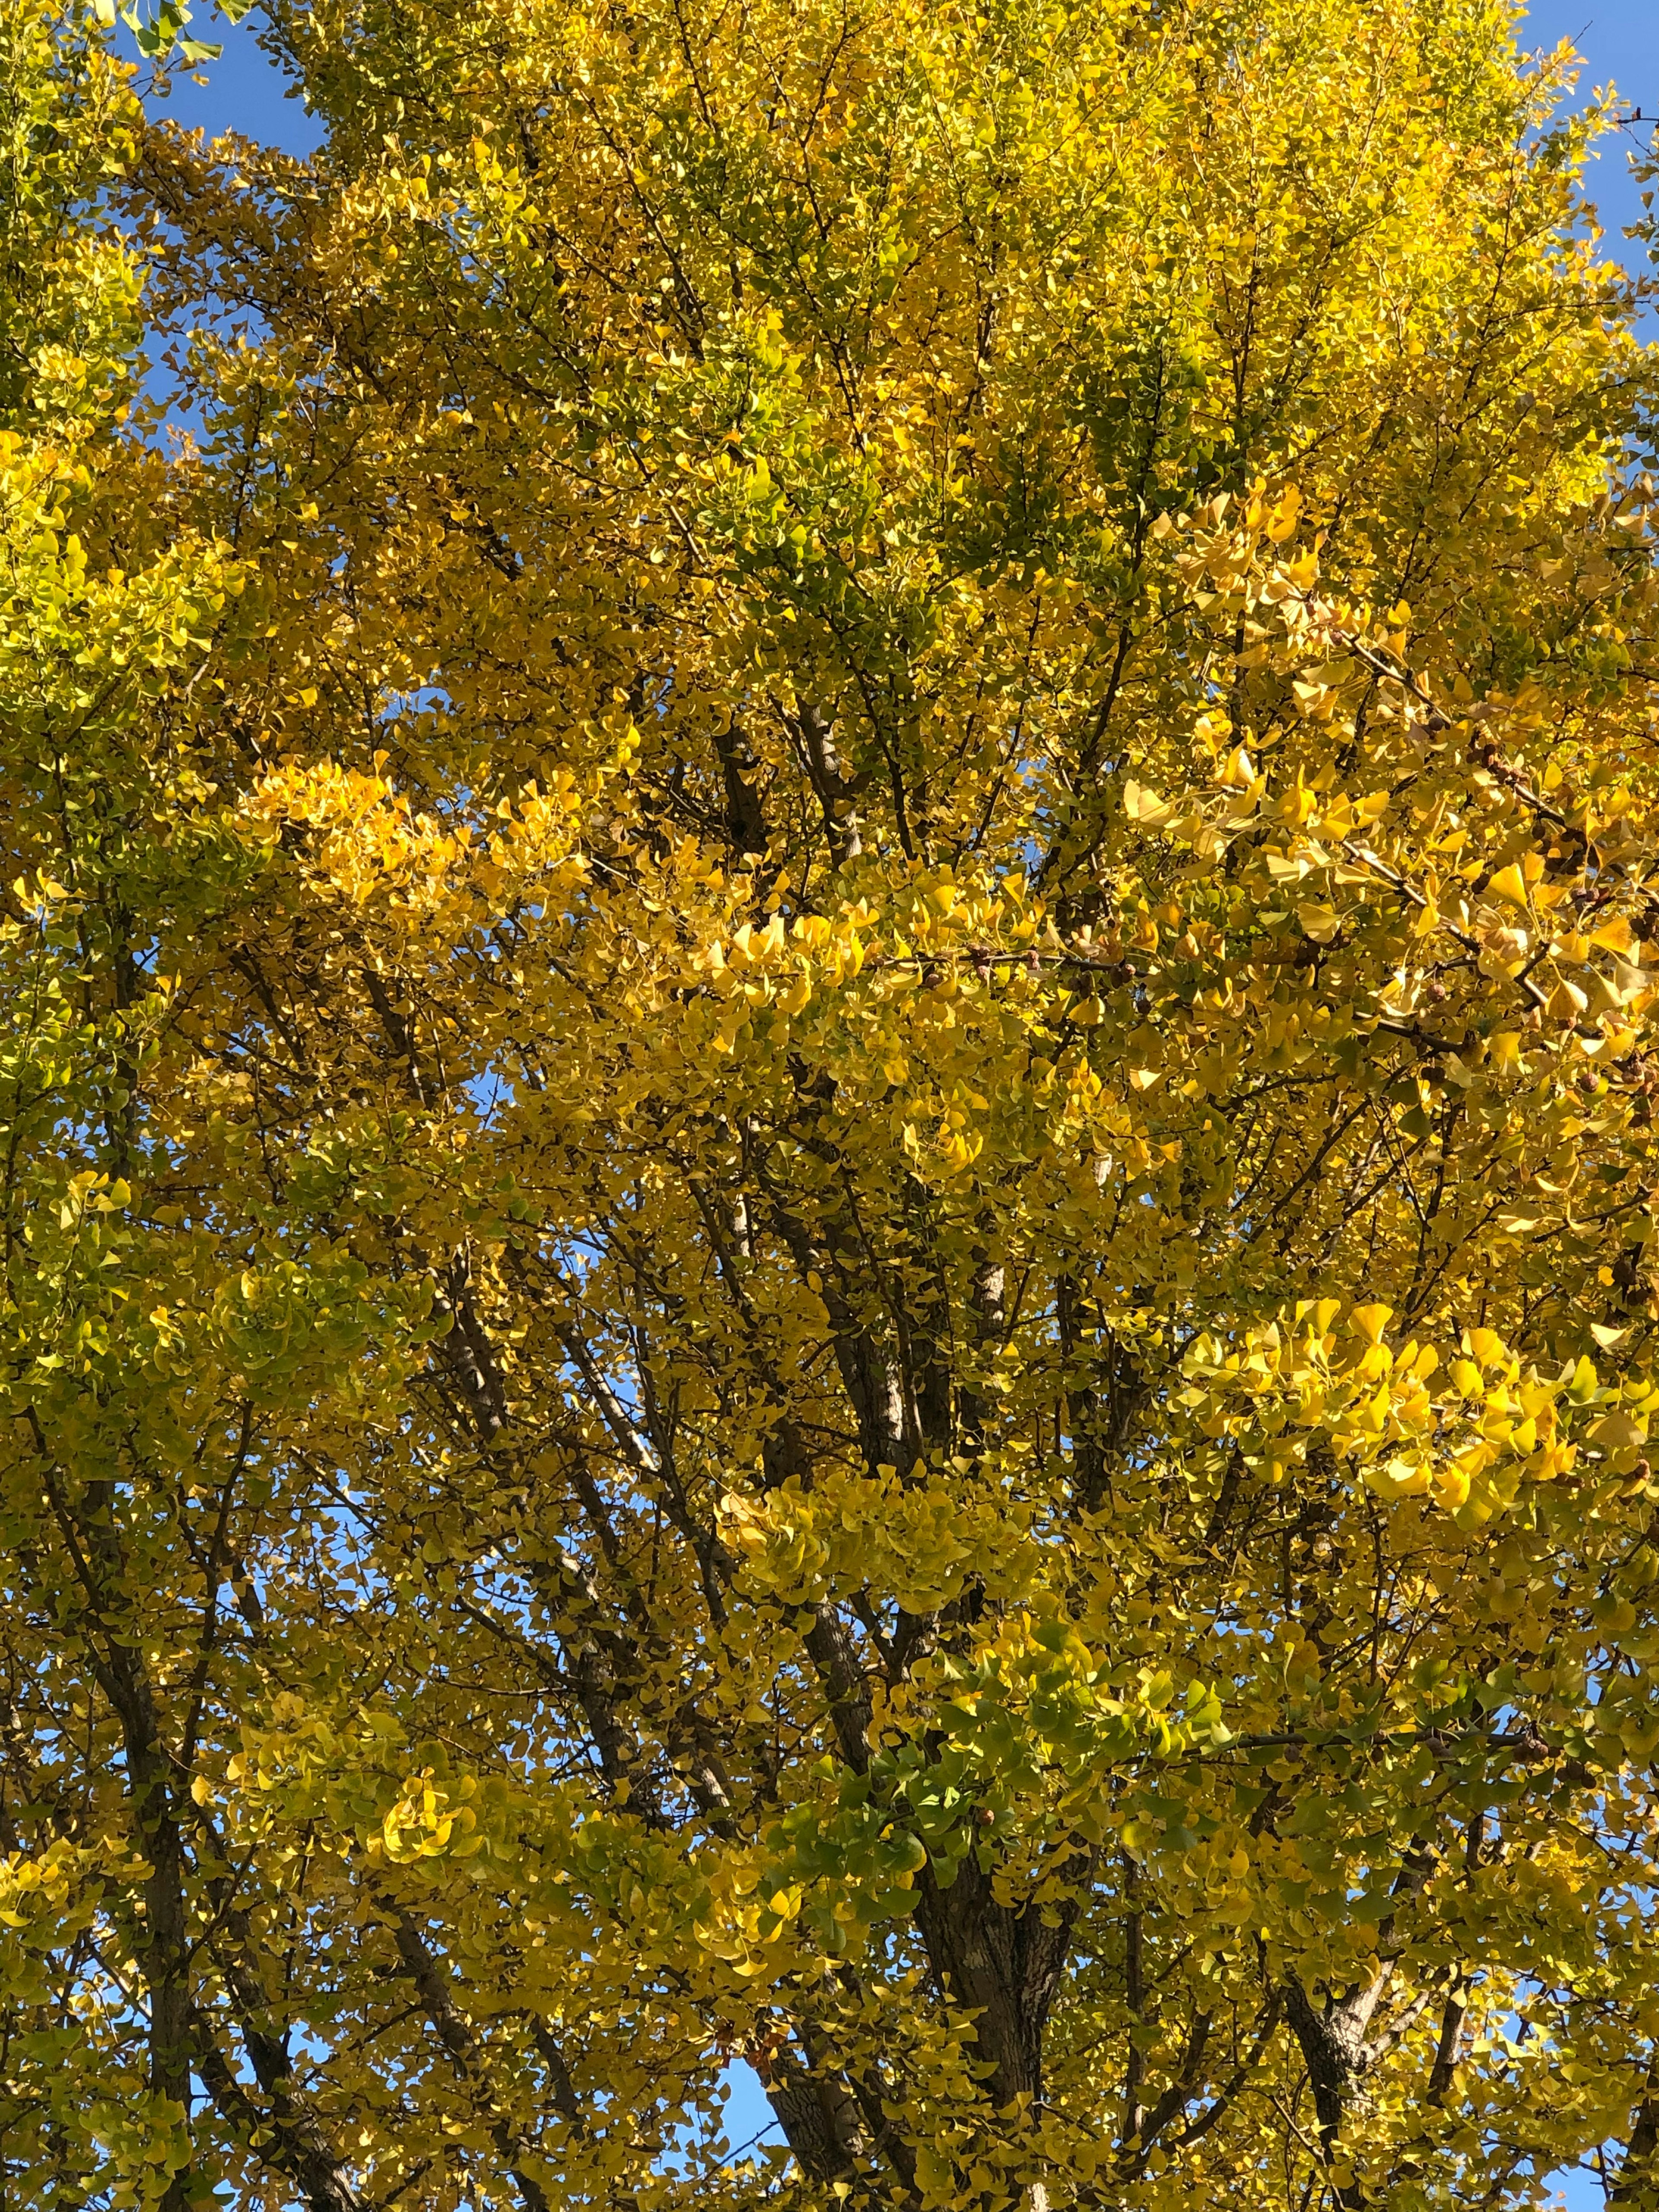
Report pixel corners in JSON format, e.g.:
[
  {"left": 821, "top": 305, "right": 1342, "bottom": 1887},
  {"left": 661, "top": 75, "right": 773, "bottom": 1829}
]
[{"left": 5, "top": 0, "right": 1659, "bottom": 2207}]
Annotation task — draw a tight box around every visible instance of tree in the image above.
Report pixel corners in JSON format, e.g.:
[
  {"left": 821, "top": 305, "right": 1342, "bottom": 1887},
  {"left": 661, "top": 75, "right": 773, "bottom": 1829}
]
[{"left": 5, "top": 0, "right": 1659, "bottom": 2204}]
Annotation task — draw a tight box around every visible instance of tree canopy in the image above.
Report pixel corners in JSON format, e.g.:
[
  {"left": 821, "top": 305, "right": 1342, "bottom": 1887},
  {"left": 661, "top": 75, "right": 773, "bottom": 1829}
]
[{"left": 6, "top": 0, "right": 1659, "bottom": 2206}]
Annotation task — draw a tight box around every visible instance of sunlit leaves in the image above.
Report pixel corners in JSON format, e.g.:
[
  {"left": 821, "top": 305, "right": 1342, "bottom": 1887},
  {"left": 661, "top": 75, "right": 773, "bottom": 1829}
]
[{"left": 7, "top": 0, "right": 1659, "bottom": 2208}]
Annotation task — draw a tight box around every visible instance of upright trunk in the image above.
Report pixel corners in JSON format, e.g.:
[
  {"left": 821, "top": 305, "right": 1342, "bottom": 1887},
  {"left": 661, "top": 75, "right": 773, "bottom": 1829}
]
[
  {"left": 140, "top": 1767, "right": 194, "bottom": 2212},
  {"left": 912, "top": 1853, "right": 1077, "bottom": 2116},
  {"left": 1283, "top": 1971, "right": 1387, "bottom": 2211}
]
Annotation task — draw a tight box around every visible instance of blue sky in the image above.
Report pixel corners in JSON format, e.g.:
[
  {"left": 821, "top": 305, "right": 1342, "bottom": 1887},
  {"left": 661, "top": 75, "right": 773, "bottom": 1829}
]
[
  {"left": 125, "top": 3, "right": 316, "bottom": 150},
  {"left": 126, "top": 0, "right": 1655, "bottom": 2202},
  {"left": 1526, "top": 0, "right": 1657, "bottom": 283}
]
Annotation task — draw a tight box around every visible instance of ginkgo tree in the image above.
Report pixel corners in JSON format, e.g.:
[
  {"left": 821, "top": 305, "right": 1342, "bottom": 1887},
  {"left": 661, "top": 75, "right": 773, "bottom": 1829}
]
[{"left": 7, "top": 0, "right": 1659, "bottom": 2206}]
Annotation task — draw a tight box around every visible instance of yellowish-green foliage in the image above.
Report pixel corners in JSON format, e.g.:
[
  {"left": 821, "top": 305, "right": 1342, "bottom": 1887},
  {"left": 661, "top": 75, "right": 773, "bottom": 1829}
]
[{"left": 6, "top": 1, "right": 1659, "bottom": 2208}]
